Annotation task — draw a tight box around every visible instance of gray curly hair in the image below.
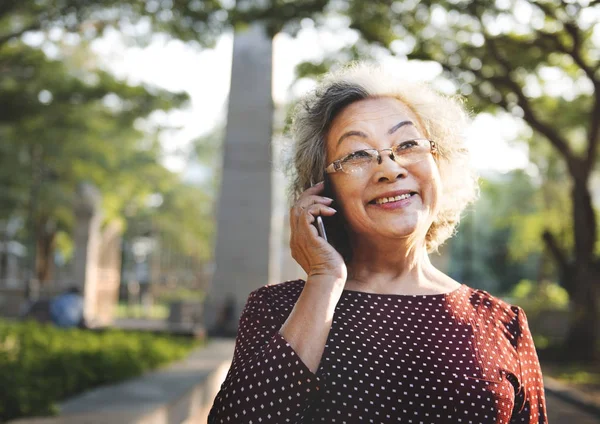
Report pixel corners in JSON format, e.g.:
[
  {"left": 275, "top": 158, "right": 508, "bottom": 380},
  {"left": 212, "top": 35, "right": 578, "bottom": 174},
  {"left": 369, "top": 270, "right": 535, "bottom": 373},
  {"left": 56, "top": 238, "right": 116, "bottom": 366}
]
[{"left": 288, "top": 62, "right": 479, "bottom": 253}]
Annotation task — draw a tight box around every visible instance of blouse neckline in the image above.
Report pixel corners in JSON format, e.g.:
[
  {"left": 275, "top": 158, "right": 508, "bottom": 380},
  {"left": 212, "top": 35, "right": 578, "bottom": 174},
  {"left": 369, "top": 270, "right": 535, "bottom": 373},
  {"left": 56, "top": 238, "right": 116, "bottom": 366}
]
[{"left": 341, "top": 283, "right": 466, "bottom": 298}]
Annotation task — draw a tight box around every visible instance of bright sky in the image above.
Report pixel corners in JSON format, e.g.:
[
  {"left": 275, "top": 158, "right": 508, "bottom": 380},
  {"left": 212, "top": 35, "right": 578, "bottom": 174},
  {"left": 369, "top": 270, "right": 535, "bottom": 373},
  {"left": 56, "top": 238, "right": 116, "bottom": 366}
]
[{"left": 90, "top": 26, "right": 530, "bottom": 176}]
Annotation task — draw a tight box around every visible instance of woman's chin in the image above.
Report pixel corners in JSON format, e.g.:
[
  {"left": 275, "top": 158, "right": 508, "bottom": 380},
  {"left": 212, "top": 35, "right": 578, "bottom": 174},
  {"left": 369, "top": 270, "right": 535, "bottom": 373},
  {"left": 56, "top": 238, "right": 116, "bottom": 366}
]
[{"left": 370, "top": 213, "right": 423, "bottom": 231}]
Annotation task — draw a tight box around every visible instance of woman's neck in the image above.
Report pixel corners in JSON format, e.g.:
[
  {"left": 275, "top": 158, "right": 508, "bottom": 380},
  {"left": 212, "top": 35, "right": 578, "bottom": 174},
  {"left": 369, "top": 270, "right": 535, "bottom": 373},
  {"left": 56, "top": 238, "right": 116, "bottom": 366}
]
[{"left": 344, "top": 235, "right": 458, "bottom": 295}]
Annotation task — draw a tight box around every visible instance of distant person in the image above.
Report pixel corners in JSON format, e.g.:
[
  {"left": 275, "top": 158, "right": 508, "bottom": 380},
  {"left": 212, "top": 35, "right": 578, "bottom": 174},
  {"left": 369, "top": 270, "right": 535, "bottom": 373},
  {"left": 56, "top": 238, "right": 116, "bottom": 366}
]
[
  {"left": 49, "top": 287, "right": 86, "bottom": 328},
  {"left": 209, "top": 63, "right": 547, "bottom": 423}
]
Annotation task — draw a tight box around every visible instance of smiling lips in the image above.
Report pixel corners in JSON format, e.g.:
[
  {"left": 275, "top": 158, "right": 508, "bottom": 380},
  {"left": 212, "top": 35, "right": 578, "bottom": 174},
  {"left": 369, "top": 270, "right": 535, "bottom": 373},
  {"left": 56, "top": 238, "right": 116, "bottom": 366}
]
[
  {"left": 374, "top": 193, "right": 415, "bottom": 205},
  {"left": 369, "top": 190, "right": 418, "bottom": 205}
]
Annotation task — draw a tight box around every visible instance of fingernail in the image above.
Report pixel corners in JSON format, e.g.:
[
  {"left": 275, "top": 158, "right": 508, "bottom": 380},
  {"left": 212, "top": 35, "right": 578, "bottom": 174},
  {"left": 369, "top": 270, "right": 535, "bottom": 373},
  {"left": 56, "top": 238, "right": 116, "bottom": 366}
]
[
  {"left": 327, "top": 207, "right": 337, "bottom": 212},
  {"left": 323, "top": 197, "right": 333, "bottom": 202},
  {"left": 316, "top": 180, "right": 324, "bottom": 185}
]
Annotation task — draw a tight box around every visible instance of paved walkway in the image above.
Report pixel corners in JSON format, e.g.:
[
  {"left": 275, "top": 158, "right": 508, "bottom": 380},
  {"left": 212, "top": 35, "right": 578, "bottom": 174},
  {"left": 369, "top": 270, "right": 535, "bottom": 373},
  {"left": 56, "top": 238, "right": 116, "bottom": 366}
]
[{"left": 546, "top": 391, "right": 599, "bottom": 423}]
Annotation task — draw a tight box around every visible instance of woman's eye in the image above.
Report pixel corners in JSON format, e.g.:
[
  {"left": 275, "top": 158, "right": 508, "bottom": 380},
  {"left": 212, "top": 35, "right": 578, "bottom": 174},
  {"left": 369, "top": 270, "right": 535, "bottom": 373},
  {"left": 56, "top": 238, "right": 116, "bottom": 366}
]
[
  {"left": 345, "top": 150, "right": 372, "bottom": 160},
  {"left": 396, "top": 140, "right": 419, "bottom": 151}
]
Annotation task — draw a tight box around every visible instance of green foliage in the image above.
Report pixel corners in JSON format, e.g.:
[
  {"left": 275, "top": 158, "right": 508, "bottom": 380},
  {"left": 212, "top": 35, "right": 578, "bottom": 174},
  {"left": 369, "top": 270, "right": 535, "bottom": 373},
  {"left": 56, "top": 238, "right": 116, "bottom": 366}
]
[
  {"left": 124, "top": 181, "right": 215, "bottom": 261},
  {"left": 0, "top": 18, "right": 216, "bottom": 276},
  {"left": 509, "top": 279, "right": 569, "bottom": 312},
  {"left": 0, "top": 319, "right": 200, "bottom": 421},
  {"left": 448, "top": 170, "right": 542, "bottom": 293},
  {"left": 0, "top": 41, "right": 187, "bottom": 224},
  {"left": 155, "top": 288, "right": 206, "bottom": 304},
  {"left": 116, "top": 303, "right": 170, "bottom": 319},
  {"left": 0, "top": 0, "right": 224, "bottom": 49},
  {"left": 549, "top": 365, "right": 600, "bottom": 387}
]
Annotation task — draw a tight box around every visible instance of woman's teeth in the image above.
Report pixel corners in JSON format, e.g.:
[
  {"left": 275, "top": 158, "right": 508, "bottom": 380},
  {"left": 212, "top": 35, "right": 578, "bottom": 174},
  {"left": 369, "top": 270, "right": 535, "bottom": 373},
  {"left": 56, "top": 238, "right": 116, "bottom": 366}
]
[{"left": 375, "top": 193, "right": 413, "bottom": 205}]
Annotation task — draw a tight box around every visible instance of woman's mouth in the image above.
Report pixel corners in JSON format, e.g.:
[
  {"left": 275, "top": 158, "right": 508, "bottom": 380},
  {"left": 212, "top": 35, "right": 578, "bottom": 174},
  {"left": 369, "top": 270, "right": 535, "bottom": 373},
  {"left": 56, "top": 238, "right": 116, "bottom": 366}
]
[{"left": 368, "top": 192, "right": 417, "bottom": 209}]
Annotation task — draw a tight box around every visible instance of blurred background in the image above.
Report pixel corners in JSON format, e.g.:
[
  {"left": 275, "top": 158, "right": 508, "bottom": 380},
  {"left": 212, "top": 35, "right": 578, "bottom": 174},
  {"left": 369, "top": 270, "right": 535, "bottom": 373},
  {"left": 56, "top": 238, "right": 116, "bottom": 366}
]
[{"left": 0, "top": 0, "right": 599, "bottom": 422}]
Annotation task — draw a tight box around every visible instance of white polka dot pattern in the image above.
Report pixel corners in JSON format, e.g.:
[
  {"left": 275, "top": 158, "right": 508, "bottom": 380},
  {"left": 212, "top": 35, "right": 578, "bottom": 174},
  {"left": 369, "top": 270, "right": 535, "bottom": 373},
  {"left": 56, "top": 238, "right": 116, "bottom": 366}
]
[{"left": 208, "top": 280, "right": 548, "bottom": 423}]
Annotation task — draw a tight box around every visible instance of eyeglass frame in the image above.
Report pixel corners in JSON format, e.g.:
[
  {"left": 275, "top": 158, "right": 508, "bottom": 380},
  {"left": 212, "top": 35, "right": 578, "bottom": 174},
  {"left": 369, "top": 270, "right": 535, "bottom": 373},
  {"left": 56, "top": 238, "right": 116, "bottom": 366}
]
[{"left": 324, "top": 138, "right": 438, "bottom": 175}]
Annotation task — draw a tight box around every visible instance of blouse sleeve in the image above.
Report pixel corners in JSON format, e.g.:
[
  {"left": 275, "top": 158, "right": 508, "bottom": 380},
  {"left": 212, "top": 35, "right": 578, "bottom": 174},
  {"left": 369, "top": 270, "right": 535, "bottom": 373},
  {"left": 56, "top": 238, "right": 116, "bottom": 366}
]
[
  {"left": 510, "top": 306, "right": 548, "bottom": 423},
  {"left": 208, "top": 287, "right": 322, "bottom": 424}
]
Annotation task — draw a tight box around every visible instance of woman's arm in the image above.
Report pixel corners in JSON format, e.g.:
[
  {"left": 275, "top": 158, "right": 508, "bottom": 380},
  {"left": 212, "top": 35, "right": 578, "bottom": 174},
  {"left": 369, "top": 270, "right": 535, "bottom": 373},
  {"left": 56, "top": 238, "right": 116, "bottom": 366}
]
[
  {"left": 208, "top": 277, "right": 344, "bottom": 424},
  {"left": 509, "top": 307, "right": 548, "bottom": 424},
  {"left": 279, "top": 275, "right": 345, "bottom": 374}
]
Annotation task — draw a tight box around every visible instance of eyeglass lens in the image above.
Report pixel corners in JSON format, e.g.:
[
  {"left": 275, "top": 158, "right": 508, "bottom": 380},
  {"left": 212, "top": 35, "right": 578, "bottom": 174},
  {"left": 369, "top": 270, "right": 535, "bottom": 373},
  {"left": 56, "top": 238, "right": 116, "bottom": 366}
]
[{"left": 341, "top": 140, "right": 431, "bottom": 174}]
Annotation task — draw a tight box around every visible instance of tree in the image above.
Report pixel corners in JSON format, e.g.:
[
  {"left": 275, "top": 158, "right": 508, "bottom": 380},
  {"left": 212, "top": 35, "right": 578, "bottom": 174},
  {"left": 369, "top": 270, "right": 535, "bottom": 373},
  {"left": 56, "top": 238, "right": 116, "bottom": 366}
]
[
  {"left": 0, "top": 38, "right": 188, "bottom": 282},
  {"left": 0, "top": 0, "right": 225, "bottom": 51},
  {"left": 0, "top": 0, "right": 334, "bottom": 284},
  {"left": 449, "top": 170, "right": 543, "bottom": 295}
]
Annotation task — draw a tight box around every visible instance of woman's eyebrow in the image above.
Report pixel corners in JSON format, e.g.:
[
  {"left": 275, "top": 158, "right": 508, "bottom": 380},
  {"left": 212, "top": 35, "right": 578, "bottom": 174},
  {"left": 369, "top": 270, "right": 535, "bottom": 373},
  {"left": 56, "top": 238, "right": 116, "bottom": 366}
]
[
  {"left": 337, "top": 130, "right": 368, "bottom": 146},
  {"left": 337, "top": 120, "right": 415, "bottom": 146},
  {"left": 388, "top": 120, "right": 414, "bottom": 134}
]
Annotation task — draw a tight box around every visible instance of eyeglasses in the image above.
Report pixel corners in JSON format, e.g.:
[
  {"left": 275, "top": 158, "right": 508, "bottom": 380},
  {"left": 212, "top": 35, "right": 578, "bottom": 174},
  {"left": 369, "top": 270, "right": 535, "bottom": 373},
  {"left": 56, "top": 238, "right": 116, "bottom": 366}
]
[{"left": 325, "top": 138, "right": 437, "bottom": 175}]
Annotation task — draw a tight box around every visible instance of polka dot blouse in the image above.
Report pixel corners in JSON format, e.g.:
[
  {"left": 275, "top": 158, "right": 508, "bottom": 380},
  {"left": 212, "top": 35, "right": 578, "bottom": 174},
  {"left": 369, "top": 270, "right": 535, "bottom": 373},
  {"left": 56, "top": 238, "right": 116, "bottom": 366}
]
[{"left": 208, "top": 280, "right": 547, "bottom": 423}]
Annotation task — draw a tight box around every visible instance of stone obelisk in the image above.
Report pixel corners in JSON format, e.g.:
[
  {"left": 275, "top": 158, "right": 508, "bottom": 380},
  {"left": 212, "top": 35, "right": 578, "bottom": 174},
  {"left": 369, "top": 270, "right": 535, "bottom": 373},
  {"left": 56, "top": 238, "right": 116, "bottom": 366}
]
[{"left": 204, "top": 23, "right": 274, "bottom": 336}]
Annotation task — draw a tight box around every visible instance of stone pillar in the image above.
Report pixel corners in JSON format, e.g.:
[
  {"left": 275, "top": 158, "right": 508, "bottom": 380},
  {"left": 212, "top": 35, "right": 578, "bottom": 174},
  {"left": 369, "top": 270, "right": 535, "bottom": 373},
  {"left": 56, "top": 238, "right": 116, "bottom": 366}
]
[
  {"left": 204, "top": 23, "right": 274, "bottom": 336},
  {"left": 72, "top": 182, "right": 102, "bottom": 325},
  {"left": 279, "top": 206, "right": 305, "bottom": 282},
  {"left": 95, "top": 220, "right": 123, "bottom": 325}
]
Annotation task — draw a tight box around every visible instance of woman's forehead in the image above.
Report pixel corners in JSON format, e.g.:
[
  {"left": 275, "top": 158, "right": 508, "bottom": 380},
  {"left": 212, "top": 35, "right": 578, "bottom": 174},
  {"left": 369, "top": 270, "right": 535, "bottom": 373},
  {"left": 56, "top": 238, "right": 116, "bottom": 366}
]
[{"left": 326, "top": 97, "right": 424, "bottom": 152}]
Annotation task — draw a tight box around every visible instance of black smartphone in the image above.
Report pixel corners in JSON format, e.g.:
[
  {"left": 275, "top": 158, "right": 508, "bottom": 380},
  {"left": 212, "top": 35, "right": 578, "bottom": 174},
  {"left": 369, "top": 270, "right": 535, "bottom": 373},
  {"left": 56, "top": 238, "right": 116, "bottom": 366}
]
[
  {"left": 314, "top": 175, "right": 348, "bottom": 260},
  {"left": 311, "top": 178, "right": 328, "bottom": 241}
]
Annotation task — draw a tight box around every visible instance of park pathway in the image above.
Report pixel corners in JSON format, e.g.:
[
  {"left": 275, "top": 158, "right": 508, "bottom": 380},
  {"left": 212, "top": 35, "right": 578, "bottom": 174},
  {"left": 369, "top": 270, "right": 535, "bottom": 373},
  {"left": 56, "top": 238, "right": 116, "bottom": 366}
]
[{"left": 546, "top": 390, "right": 599, "bottom": 423}]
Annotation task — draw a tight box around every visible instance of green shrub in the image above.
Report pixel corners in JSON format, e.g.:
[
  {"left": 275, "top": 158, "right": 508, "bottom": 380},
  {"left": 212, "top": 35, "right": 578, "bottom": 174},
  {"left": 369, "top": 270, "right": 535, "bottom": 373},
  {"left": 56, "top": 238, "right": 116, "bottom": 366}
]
[
  {"left": 155, "top": 288, "right": 205, "bottom": 304},
  {"left": 0, "top": 319, "right": 200, "bottom": 422},
  {"left": 508, "top": 279, "right": 569, "bottom": 313}
]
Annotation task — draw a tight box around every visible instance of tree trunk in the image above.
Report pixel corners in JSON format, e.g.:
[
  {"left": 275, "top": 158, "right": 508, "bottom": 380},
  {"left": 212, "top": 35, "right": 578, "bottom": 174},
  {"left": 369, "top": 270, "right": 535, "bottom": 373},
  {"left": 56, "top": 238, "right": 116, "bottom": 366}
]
[
  {"left": 562, "top": 265, "right": 600, "bottom": 362},
  {"left": 571, "top": 176, "right": 597, "bottom": 264},
  {"left": 561, "top": 177, "right": 599, "bottom": 361},
  {"left": 35, "top": 223, "right": 56, "bottom": 283}
]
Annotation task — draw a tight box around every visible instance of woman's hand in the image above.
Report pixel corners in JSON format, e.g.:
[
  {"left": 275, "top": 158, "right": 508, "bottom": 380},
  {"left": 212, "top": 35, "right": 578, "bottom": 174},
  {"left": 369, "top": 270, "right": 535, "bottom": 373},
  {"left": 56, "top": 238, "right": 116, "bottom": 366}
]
[{"left": 289, "top": 182, "right": 347, "bottom": 282}]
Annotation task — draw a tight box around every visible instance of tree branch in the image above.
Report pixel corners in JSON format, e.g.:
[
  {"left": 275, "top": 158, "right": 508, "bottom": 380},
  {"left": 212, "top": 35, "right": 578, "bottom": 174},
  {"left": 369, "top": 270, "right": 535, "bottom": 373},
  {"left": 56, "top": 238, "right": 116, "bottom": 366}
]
[
  {"left": 528, "top": 3, "right": 600, "bottom": 178},
  {"left": 0, "top": 22, "right": 43, "bottom": 49},
  {"left": 485, "top": 38, "right": 578, "bottom": 173},
  {"left": 542, "top": 230, "right": 573, "bottom": 293},
  {"left": 587, "top": 92, "right": 600, "bottom": 174},
  {"left": 459, "top": 4, "right": 579, "bottom": 172},
  {"left": 0, "top": 0, "right": 20, "bottom": 21},
  {"left": 530, "top": 2, "right": 599, "bottom": 90},
  {"left": 542, "top": 231, "right": 569, "bottom": 271}
]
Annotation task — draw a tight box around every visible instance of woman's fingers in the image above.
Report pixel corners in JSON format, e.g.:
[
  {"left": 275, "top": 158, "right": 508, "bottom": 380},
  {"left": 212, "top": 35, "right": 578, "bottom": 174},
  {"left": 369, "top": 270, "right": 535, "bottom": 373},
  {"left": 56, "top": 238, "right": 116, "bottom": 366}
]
[
  {"left": 297, "top": 205, "right": 336, "bottom": 246},
  {"left": 302, "top": 204, "right": 336, "bottom": 225},
  {"left": 292, "top": 196, "right": 333, "bottom": 220},
  {"left": 298, "top": 195, "right": 333, "bottom": 208},
  {"left": 304, "top": 181, "right": 325, "bottom": 194},
  {"left": 290, "top": 203, "right": 336, "bottom": 239}
]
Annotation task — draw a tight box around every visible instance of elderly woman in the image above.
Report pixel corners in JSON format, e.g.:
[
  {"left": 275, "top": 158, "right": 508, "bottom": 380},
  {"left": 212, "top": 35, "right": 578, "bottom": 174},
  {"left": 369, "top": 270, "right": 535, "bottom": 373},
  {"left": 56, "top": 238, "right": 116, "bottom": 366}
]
[{"left": 208, "top": 64, "right": 547, "bottom": 424}]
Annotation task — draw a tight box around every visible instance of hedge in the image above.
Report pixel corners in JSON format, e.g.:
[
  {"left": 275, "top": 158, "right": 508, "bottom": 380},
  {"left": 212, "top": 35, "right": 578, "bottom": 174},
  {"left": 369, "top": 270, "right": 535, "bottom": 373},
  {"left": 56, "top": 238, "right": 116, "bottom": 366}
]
[{"left": 0, "top": 319, "right": 201, "bottom": 422}]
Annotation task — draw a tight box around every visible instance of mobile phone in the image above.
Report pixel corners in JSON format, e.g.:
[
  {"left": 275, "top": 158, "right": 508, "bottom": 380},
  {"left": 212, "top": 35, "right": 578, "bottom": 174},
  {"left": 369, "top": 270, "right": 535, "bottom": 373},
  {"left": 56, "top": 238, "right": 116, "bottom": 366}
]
[
  {"left": 310, "top": 179, "right": 328, "bottom": 241},
  {"left": 315, "top": 216, "right": 328, "bottom": 241},
  {"left": 314, "top": 175, "right": 348, "bottom": 260}
]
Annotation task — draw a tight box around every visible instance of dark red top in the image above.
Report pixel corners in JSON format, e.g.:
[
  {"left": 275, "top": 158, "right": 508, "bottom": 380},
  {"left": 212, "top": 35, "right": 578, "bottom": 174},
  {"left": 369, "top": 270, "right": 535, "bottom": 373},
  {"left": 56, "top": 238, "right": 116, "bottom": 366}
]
[{"left": 209, "top": 280, "right": 547, "bottom": 423}]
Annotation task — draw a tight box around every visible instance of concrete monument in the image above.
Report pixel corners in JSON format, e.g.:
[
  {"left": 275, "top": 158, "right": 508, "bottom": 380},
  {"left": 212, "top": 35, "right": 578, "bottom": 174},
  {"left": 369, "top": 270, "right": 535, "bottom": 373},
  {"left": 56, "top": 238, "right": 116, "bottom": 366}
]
[
  {"left": 204, "top": 23, "right": 274, "bottom": 335},
  {"left": 72, "top": 183, "right": 121, "bottom": 326}
]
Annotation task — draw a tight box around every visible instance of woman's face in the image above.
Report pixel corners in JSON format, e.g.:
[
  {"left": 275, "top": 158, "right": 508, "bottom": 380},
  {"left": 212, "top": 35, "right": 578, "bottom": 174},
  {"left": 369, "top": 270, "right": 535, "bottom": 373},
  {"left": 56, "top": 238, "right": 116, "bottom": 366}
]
[{"left": 325, "top": 97, "right": 441, "bottom": 244}]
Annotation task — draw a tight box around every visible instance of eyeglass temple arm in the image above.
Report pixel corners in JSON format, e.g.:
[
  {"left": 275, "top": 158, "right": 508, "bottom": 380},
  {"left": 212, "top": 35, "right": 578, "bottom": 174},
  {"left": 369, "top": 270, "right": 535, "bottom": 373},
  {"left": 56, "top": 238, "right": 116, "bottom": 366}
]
[{"left": 325, "top": 162, "right": 338, "bottom": 174}]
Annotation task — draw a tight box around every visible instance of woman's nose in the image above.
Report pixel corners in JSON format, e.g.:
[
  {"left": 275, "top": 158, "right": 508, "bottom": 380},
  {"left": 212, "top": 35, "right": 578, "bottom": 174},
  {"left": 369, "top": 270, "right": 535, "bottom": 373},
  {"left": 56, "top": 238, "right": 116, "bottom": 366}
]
[
  {"left": 375, "top": 149, "right": 394, "bottom": 164},
  {"left": 374, "top": 153, "right": 407, "bottom": 182}
]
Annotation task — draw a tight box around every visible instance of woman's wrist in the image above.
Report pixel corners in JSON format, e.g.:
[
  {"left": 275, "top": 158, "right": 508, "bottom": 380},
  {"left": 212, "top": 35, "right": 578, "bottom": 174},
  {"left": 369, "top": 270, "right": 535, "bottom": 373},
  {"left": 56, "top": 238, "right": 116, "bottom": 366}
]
[{"left": 306, "top": 273, "right": 346, "bottom": 289}]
